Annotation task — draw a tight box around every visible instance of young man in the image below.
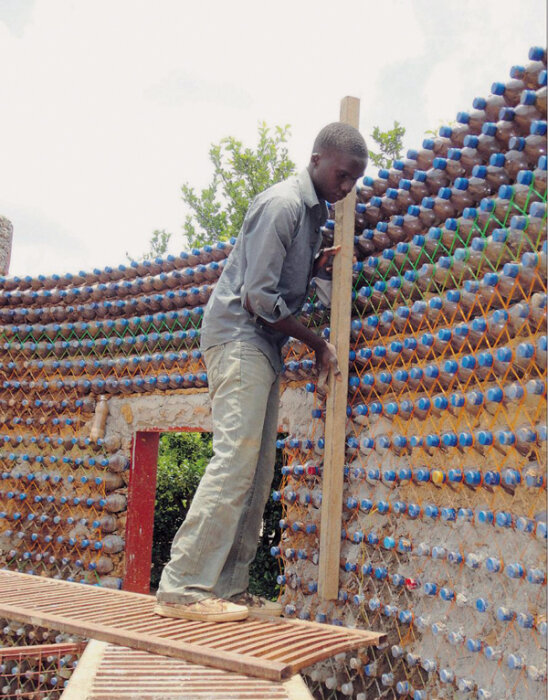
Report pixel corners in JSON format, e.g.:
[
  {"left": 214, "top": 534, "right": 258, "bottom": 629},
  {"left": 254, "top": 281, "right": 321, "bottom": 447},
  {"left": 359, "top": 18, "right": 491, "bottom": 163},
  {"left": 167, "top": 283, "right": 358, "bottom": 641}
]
[{"left": 155, "top": 122, "right": 368, "bottom": 622}]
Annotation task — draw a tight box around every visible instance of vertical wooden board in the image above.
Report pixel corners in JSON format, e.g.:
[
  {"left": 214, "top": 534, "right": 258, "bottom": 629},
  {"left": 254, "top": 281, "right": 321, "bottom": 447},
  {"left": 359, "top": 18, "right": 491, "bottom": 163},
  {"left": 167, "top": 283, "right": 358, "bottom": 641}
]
[
  {"left": 61, "top": 640, "right": 108, "bottom": 700},
  {"left": 124, "top": 431, "right": 160, "bottom": 593},
  {"left": 318, "top": 96, "right": 360, "bottom": 600}
]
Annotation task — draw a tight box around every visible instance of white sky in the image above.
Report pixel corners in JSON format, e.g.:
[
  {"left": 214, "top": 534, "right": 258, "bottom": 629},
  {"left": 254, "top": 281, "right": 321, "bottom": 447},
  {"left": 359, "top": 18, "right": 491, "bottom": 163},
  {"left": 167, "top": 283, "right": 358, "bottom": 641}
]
[{"left": 0, "top": 0, "right": 546, "bottom": 278}]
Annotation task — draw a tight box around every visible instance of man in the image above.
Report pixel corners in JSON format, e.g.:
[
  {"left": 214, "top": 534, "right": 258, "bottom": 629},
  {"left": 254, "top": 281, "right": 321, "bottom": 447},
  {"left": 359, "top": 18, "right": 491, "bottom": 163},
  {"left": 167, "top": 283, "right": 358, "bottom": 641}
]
[{"left": 155, "top": 122, "right": 367, "bottom": 622}]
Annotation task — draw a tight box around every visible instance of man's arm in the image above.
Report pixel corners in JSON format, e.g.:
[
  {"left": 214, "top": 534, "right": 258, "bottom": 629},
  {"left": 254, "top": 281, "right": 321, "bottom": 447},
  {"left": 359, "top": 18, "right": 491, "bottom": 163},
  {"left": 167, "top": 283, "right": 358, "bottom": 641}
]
[
  {"left": 241, "top": 196, "right": 342, "bottom": 394},
  {"left": 252, "top": 312, "right": 341, "bottom": 396}
]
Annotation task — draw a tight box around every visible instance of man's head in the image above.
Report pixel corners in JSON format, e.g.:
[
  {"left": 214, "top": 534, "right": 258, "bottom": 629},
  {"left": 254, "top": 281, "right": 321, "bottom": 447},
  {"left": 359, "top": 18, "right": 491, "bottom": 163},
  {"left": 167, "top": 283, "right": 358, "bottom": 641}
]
[{"left": 308, "top": 122, "right": 368, "bottom": 204}]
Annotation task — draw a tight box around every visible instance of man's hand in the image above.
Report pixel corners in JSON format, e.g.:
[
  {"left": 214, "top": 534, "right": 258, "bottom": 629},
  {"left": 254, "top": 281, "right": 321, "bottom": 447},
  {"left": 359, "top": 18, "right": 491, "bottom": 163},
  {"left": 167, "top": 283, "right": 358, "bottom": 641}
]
[
  {"left": 313, "top": 245, "right": 341, "bottom": 277},
  {"left": 316, "top": 340, "right": 341, "bottom": 397}
]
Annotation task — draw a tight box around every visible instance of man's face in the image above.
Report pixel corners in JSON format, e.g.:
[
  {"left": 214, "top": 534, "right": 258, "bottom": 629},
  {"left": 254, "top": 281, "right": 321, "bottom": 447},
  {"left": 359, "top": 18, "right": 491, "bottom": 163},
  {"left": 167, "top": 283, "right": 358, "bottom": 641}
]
[{"left": 309, "top": 149, "right": 367, "bottom": 203}]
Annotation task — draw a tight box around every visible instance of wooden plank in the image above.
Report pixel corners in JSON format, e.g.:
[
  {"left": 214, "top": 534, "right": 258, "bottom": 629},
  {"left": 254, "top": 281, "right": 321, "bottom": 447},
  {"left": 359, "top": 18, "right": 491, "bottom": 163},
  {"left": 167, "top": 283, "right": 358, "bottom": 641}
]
[
  {"left": 283, "top": 675, "right": 315, "bottom": 700},
  {"left": 0, "top": 571, "right": 382, "bottom": 682},
  {"left": 0, "top": 601, "right": 290, "bottom": 682},
  {"left": 318, "top": 95, "right": 360, "bottom": 600},
  {"left": 61, "top": 639, "right": 108, "bottom": 700}
]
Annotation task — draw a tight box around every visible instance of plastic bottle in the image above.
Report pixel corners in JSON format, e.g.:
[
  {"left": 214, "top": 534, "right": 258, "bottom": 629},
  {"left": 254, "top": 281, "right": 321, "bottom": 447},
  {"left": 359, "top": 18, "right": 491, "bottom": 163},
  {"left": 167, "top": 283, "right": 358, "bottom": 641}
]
[{"left": 491, "top": 78, "right": 525, "bottom": 108}]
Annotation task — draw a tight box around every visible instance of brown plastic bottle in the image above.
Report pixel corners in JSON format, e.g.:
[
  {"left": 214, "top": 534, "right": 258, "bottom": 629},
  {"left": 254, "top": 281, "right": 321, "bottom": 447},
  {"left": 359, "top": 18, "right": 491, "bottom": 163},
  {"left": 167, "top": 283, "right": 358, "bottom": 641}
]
[
  {"left": 432, "top": 188, "right": 458, "bottom": 221},
  {"left": 491, "top": 79, "right": 525, "bottom": 107},
  {"left": 466, "top": 171, "right": 491, "bottom": 200},
  {"left": 395, "top": 150, "right": 419, "bottom": 178},
  {"left": 521, "top": 60, "right": 545, "bottom": 90},
  {"left": 371, "top": 223, "right": 392, "bottom": 250},
  {"left": 481, "top": 157, "right": 511, "bottom": 191},
  {"left": 440, "top": 124, "right": 471, "bottom": 148},
  {"left": 385, "top": 216, "right": 406, "bottom": 244},
  {"left": 408, "top": 171, "right": 430, "bottom": 203},
  {"left": 473, "top": 94, "right": 507, "bottom": 122},
  {"left": 363, "top": 197, "right": 383, "bottom": 227},
  {"left": 372, "top": 171, "right": 390, "bottom": 196},
  {"left": 445, "top": 149, "right": 466, "bottom": 179},
  {"left": 415, "top": 139, "right": 436, "bottom": 170},
  {"left": 517, "top": 132, "right": 547, "bottom": 165},
  {"left": 357, "top": 176, "right": 375, "bottom": 204},
  {"left": 492, "top": 110, "right": 521, "bottom": 146},
  {"left": 356, "top": 230, "right": 376, "bottom": 257},
  {"left": 392, "top": 182, "right": 414, "bottom": 210},
  {"left": 424, "top": 158, "right": 451, "bottom": 194},
  {"left": 522, "top": 85, "right": 547, "bottom": 117},
  {"left": 512, "top": 103, "right": 544, "bottom": 133},
  {"left": 504, "top": 138, "right": 534, "bottom": 178},
  {"left": 401, "top": 207, "right": 425, "bottom": 239},
  {"left": 456, "top": 110, "right": 485, "bottom": 136},
  {"left": 379, "top": 189, "right": 401, "bottom": 218}
]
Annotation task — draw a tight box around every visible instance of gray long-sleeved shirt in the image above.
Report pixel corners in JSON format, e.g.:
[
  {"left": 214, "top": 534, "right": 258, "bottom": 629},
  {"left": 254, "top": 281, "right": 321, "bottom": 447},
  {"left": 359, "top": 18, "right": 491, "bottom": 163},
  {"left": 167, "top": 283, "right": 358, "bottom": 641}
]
[{"left": 200, "top": 169, "right": 328, "bottom": 373}]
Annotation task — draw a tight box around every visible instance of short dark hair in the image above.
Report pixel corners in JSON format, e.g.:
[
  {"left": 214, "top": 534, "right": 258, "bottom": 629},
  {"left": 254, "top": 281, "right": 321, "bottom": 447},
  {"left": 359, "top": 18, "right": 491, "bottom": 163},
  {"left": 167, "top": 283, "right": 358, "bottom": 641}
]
[{"left": 313, "top": 122, "right": 368, "bottom": 160}]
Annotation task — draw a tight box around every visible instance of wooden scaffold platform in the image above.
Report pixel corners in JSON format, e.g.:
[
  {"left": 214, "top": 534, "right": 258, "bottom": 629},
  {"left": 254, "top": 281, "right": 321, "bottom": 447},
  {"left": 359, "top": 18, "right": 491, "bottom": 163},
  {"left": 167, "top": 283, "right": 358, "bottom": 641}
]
[{"left": 0, "top": 571, "right": 385, "bottom": 696}]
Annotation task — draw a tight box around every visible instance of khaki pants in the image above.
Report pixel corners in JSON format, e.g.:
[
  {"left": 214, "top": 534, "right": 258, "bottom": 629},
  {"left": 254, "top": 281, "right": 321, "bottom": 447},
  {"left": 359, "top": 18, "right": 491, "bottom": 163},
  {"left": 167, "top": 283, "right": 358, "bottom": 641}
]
[{"left": 156, "top": 341, "right": 280, "bottom": 603}]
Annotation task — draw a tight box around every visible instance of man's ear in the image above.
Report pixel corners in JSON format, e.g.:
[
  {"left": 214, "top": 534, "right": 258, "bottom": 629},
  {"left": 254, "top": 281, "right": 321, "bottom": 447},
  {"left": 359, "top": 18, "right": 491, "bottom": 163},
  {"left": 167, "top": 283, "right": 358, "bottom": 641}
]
[{"left": 310, "top": 152, "right": 321, "bottom": 167}]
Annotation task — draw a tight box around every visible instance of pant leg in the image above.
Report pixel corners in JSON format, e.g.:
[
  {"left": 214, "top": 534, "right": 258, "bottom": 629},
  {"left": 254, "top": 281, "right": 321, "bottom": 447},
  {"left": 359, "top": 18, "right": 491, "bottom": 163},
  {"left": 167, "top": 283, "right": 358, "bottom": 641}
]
[
  {"left": 156, "top": 340, "right": 278, "bottom": 604},
  {"left": 213, "top": 373, "right": 280, "bottom": 599}
]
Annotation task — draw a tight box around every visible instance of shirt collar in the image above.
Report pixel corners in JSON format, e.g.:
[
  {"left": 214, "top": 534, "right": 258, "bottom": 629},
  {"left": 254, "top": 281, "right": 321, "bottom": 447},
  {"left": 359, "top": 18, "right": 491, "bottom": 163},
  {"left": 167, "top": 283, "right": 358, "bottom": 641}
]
[
  {"left": 298, "top": 168, "right": 328, "bottom": 224},
  {"left": 298, "top": 168, "right": 322, "bottom": 209}
]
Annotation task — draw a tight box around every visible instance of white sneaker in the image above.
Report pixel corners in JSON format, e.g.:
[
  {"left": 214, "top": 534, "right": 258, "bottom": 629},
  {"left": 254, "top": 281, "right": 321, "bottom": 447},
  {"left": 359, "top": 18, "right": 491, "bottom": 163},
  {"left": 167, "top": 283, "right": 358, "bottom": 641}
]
[{"left": 154, "top": 596, "right": 248, "bottom": 622}]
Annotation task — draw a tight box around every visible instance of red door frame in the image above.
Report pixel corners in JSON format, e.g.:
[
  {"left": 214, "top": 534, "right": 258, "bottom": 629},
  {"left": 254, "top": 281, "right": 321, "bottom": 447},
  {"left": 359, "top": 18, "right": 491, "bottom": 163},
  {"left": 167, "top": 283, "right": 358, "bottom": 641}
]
[{"left": 124, "top": 427, "right": 201, "bottom": 594}]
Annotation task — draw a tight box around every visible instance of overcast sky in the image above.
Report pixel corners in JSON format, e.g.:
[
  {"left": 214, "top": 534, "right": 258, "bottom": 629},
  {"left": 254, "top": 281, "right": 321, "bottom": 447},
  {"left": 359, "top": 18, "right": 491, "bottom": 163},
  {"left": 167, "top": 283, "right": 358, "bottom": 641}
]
[{"left": 0, "top": 0, "right": 546, "bottom": 278}]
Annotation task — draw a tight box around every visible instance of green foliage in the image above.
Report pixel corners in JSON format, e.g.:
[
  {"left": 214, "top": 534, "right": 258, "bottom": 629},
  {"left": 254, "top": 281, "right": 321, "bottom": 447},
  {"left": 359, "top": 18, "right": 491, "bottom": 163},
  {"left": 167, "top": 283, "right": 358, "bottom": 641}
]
[
  {"left": 181, "top": 122, "right": 296, "bottom": 248},
  {"left": 151, "top": 431, "right": 283, "bottom": 600},
  {"left": 368, "top": 120, "right": 406, "bottom": 169},
  {"left": 150, "top": 432, "right": 212, "bottom": 590}
]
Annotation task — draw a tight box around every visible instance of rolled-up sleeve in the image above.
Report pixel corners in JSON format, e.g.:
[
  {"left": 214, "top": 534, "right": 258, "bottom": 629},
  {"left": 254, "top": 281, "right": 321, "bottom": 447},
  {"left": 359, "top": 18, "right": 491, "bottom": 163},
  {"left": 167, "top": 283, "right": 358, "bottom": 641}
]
[{"left": 242, "top": 196, "right": 299, "bottom": 324}]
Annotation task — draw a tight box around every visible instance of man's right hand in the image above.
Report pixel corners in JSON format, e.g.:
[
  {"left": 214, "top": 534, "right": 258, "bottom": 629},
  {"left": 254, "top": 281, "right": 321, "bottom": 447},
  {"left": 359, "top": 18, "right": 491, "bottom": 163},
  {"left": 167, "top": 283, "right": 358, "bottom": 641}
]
[{"left": 316, "top": 340, "right": 341, "bottom": 397}]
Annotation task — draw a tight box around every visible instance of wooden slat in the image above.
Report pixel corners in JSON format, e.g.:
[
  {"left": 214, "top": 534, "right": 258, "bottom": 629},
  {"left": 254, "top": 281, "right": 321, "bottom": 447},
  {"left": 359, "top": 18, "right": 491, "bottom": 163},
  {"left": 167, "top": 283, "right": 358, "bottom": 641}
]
[
  {"left": 62, "top": 642, "right": 314, "bottom": 700},
  {"left": 0, "top": 571, "right": 384, "bottom": 683},
  {"left": 319, "top": 95, "right": 361, "bottom": 600}
]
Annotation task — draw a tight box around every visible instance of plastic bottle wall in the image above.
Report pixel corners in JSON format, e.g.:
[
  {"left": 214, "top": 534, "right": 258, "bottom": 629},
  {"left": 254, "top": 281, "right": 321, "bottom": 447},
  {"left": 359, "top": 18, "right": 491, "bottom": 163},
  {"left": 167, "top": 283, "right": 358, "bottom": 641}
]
[
  {"left": 277, "top": 46, "right": 547, "bottom": 699},
  {"left": 0, "top": 45, "right": 546, "bottom": 700}
]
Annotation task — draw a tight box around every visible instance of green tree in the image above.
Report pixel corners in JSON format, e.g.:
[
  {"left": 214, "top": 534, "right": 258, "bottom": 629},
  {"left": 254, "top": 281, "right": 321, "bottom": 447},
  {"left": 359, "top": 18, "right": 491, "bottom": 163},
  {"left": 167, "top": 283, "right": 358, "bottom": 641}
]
[
  {"left": 150, "top": 432, "right": 212, "bottom": 591},
  {"left": 368, "top": 120, "right": 406, "bottom": 169},
  {"left": 181, "top": 122, "right": 296, "bottom": 248}
]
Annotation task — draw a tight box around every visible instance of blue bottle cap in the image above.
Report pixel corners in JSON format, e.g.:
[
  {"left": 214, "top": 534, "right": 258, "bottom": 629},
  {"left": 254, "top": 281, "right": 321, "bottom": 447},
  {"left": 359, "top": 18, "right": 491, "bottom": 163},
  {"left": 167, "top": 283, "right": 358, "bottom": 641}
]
[
  {"left": 538, "top": 154, "right": 547, "bottom": 169},
  {"left": 447, "top": 147, "right": 461, "bottom": 160},
  {"left": 422, "top": 138, "right": 435, "bottom": 150},
  {"left": 456, "top": 111, "right": 470, "bottom": 124},
  {"left": 463, "top": 134, "right": 479, "bottom": 148},
  {"left": 472, "top": 164, "right": 487, "bottom": 178},
  {"left": 516, "top": 169, "right": 534, "bottom": 185},
  {"left": 438, "top": 186, "right": 451, "bottom": 199},
  {"left": 448, "top": 468, "right": 462, "bottom": 482},
  {"left": 531, "top": 120, "right": 547, "bottom": 135},
  {"left": 481, "top": 122, "right": 498, "bottom": 136},
  {"left": 499, "top": 106, "right": 515, "bottom": 121},
  {"left": 432, "top": 157, "right": 447, "bottom": 170},
  {"left": 459, "top": 431, "right": 473, "bottom": 447},
  {"left": 520, "top": 89, "right": 537, "bottom": 106},
  {"left": 454, "top": 177, "right": 469, "bottom": 190},
  {"left": 529, "top": 46, "right": 546, "bottom": 60},
  {"left": 530, "top": 201, "right": 547, "bottom": 218},
  {"left": 490, "top": 152, "right": 506, "bottom": 167}
]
